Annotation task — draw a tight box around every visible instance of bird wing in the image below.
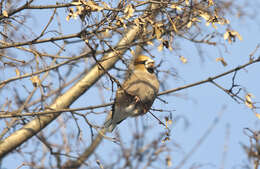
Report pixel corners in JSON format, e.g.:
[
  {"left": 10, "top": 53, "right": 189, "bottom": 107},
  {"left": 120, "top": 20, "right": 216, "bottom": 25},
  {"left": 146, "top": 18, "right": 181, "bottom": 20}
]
[
  {"left": 112, "top": 69, "right": 159, "bottom": 118},
  {"left": 107, "top": 68, "right": 159, "bottom": 132}
]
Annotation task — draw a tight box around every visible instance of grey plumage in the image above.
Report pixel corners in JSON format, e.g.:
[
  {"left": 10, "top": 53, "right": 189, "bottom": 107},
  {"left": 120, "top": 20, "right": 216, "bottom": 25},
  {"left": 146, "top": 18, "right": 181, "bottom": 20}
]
[{"left": 105, "top": 55, "right": 159, "bottom": 132}]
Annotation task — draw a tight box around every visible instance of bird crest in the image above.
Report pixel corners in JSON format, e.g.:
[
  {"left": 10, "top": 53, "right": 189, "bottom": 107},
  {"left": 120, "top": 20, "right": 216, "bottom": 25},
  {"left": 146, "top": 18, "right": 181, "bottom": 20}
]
[{"left": 134, "top": 55, "right": 153, "bottom": 65}]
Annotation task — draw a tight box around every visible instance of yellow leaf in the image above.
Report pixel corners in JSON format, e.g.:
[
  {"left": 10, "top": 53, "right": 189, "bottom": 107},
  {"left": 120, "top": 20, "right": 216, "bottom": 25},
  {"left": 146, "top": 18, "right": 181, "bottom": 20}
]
[
  {"left": 192, "top": 17, "right": 200, "bottom": 22},
  {"left": 165, "top": 117, "right": 173, "bottom": 128},
  {"left": 157, "top": 43, "right": 163, "bottom": 51},
  {"left": 236, "top": 32, "right": 243, "bottom": 41},
  {"left": 245, "top": 93, "right": 253, "bottom": 102},
  {"left": 224, "top": 30, "right": 243, "bottom": 43},
  {"left": 2, "top": 10, "right": 8, "bottom": 17},
  {"left": 162, "top": 132, "right": 170, "bottom": 143},
  {"left": 86, "top": 0, "right": 104, "bottom": 11},
  {"left": 66, "top": 15, "right": 71, "bottom": 21},
  {"left": 216, "top": 57, "right": 227, "bottom": 66},
  {"left": 208, "top": 0, "right": 214, "bottom": 6},
  {"left": 211, "top": 23, "right": 217, "bottom": 29},
  {"left": 200, "top": 13, "right": 210, "bottom": 20},
  {"left": 170, "top": 4, "right": 182, "bottom": 11},
  {"left": 72, "top": 12, "right": 78, "bottom": 19},
  {"left": 147, "top": 41, "right": 154, "bottom": 46},
  {"left": 187, "top": 18, "right": 200, "bottom": 28},
  {"left": 179, "top": 56, "right": 187, "bottom": 63},
  {"left": 102, "top": 29, "right": 111, "bottom": 38},
  {"left": 76, "top": 6, "right": 84, "bottom": 15},
  {"left": 255, "top": 113, "right": 260, "bottom": 119},
  {"left": 223, "top": 31, "right": 229, "bottom": 40},
  {"left": 245, "top": 93, "right": 254, "bottom": 109},
  {"left": 130, "top": 49, "right": 135, "bottom": 56},
  {"left": 134, "top": 18, "right": 140, "bottom": 26},
  {"left": 187, "top": 21, "right": 192, "bottom": 28},
  {"left": 162, "top": 136, "right": 170, "bottom": 143},
  {"left": 155, "top": 26, "right": 163, "bottom": 39},
  {"left": 124, "top": 4, "right": 134, "bottom": 19},
  {"left": 30, "top": 76, "right": 40, "bottom": 87},
  {"left": 15, "top": 68, "right": 20, "bottom": 76},
  {"left": 225, "top": 19, "right": 230, "bottom": 24},
  {"left": 166, "top": 156, "right": 172, "bottom": 167},
  {"left": 185, "top": 0, "right": 189, "bottom": 5}
]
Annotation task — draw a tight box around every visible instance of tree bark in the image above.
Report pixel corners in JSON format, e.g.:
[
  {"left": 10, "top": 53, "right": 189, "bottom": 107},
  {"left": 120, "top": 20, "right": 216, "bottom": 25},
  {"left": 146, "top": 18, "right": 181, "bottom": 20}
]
[{"left": 0, "top": 26, "right": 140, "bottom": 159}]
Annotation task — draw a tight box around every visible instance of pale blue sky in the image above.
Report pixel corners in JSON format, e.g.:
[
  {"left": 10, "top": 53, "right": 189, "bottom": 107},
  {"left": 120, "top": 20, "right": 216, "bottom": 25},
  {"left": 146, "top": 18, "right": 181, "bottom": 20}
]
[{"left": 1, "top": 0, "right": 260, "bottom": 168}]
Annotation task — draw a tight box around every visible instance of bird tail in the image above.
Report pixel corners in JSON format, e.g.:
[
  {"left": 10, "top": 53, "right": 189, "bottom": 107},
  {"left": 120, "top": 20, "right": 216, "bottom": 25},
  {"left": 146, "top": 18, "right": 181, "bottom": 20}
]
[{"left": 104, "top": 119, "right": 116, "bottom": 132}]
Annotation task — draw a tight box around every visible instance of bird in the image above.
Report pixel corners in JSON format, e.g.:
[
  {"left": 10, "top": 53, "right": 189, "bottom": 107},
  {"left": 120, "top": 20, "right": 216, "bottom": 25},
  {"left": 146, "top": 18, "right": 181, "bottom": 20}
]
[{"left": 104, "top": 55, "right": 159, "bottom": 132}]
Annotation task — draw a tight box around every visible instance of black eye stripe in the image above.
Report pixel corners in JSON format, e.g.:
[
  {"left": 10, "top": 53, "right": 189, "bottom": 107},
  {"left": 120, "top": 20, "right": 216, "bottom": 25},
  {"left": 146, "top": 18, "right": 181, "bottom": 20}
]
[{"left": 134, "top": 60, "right": 147, "bottom": 65}]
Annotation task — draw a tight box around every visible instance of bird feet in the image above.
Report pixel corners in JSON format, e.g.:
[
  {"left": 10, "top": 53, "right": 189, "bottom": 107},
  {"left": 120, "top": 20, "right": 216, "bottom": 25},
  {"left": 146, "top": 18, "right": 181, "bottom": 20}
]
[{"left": 134, "top": 96, "right": 140, "bottom": 103}]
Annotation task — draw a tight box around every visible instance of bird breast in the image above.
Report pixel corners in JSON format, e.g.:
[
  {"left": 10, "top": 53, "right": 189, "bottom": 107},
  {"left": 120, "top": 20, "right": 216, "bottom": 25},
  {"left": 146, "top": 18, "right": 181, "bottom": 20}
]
[{"left": 125, "top": 71, "right": 159, "bottom": 103}]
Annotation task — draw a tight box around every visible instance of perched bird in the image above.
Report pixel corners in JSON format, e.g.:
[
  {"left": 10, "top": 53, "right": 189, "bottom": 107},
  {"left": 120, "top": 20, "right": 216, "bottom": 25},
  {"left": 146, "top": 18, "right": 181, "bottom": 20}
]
[{"left": 105, "top": 55, "right": 159, "bottom": 132}]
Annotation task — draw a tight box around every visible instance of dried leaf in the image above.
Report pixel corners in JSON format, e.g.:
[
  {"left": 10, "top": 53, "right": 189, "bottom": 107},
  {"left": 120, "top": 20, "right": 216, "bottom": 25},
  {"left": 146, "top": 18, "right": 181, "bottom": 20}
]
[
  {"left": 66, "top": 15, "right": 71, "bottom": 21},
  {"left": 166, "top": 156, "right": 172, "bottom": 167},
  {"left": 102, "top": 29, "right": 111, "bottom": 38},
  {"left": 15, "top": 68, "right": 20, "bottom": 76},
  {"left": 255, "top": 113, "right": 260, "bottom": 119},
  {"left": 165, "top": 116, "right": 173, "bottom": 128},
  {"left": 179, "top": 56, "right": 187, "bottom": 63},
  {"left": 187, "top": 21, "right": 192, "bottom": 28},
  {"left": 157, "top": 43, "right": 163, "bottom": 51},
  {"left": 236, "top": 32, "right": 243, "bottom": 41},
  {"left": 85, "top": 0, "right": 103, "bottom": 11},
  {"left": 200, "top": 13, "right": 210, "bottom": 20},
  {"left": 162, "top": 132, "right": 170, "bottom": 143},
  {"left": 245, "top": 93, "right": 254, "bottom": 109},
  {"left": 130, "top": 49, "right": 135, "bottom": 56},
  {"left": 76, "top": 6, "right": 84, "bottom": 15},
  {"left": 147, "top": 41, "right": 154, "bottom": 46},
  {"left": 170, "top": 4, "right": 182, "bottom": 11},
  {"left": 155, "top": 25, "right": 163, "bottom": 39},
  {"left": 223, "top": 31, "right": 229, "bottom": 40},
  {"left": 216, "top": 57, "right": 227, "bottom": 66},
  {"left": 2, "top": 10, "right": 8, "bottom": 17},
  {"left": 211, "top": 23, "right": 217, "bottom": 29},
  {"left": 208, "top": 0, "right": 214, "bottom": 6},
  {"left": 162, "top": 136, "right": 170, "bottom": 143},
  {"left": 224, "top": 30, "right": 243, "bottom": 43},
  {"left": 30, "top": 76, "right": 40, "bottom": 87},
  {"left": 187, "top": 18, "right": 200, "bottom": 28},
  {"left": 124, "top": 4, "right": 134, "bottom": 19}
]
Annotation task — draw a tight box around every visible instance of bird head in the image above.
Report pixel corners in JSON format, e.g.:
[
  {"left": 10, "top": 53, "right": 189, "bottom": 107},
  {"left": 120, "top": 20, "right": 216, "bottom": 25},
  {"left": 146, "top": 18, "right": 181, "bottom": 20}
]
[{"left": 134, "top": 55, "right": 155, "bottom": 73}]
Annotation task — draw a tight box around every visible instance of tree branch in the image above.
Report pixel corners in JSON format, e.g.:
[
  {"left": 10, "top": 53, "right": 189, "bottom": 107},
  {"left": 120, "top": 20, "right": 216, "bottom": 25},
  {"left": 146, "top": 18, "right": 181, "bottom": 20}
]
[
  {"left": 159, "top": 56, "right": 260, "bottom": 96},
  {"left": 0, "top": 23, "right": 141, "bottom": 159}
]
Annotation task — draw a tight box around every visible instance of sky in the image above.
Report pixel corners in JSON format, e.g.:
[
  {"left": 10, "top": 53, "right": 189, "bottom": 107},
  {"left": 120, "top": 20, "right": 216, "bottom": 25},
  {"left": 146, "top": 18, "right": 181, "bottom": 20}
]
[{"left": 1, "top": 0, "right": 260, "bottom": 168}]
